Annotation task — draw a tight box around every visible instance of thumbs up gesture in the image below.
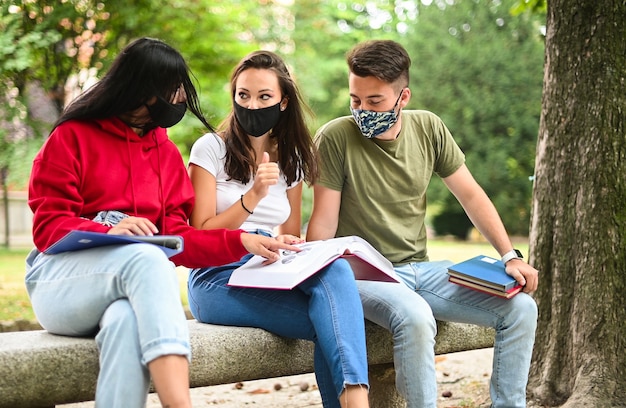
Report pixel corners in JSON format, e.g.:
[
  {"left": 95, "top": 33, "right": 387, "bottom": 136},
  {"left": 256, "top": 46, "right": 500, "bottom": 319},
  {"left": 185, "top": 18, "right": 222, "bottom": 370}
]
[{"left": 250, "top": 152, "right": 279, "bottom": 199}]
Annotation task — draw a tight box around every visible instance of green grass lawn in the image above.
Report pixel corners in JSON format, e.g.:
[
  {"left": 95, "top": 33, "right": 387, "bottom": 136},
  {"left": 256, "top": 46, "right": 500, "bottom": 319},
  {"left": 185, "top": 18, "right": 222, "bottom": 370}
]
[
  {"left": 0, "top": 248, "right": 35, "bottom": 322},
  {"left": 0, "top": 239, "right": 528, "bottom": 323}
]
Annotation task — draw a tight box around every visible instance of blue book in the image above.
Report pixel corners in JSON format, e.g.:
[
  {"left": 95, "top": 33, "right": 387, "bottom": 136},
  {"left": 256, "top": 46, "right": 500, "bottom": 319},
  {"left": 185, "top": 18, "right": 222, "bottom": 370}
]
[
  {"left": 447, "top": 255, "right": 522, "bottom": 298},
  {"left": 44, "top": 230, "right": 184, "bottom": 258}
]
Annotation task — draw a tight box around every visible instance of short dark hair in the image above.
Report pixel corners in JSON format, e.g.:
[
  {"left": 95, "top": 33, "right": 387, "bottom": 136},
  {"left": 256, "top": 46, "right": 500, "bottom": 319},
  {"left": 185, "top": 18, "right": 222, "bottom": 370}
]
[
  {"left": 346, "top": 40, "right": 411, "bottom": 89},
  {"left": 54, "top": 37, "right": 212, "bottom": 131}
]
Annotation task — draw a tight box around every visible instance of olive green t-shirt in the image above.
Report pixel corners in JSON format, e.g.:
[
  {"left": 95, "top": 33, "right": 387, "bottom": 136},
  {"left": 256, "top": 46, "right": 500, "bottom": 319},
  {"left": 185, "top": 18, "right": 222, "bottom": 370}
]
[{"left": 314, "top": 110, "right": 465, "bottom": 265}]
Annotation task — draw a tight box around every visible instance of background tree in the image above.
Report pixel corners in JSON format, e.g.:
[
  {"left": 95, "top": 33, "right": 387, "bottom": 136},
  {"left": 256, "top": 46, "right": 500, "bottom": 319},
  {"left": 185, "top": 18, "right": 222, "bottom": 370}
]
[
  {"left": 289, "top": 0, "right": 407, "bottom": 223},
  {"left": 400, "top": 0, "right": 544, "bottom": 237},
  {"left": 288, "top": 0, "right": 544, "bottom": 233},
  {"left": 0, "top": 0, "right": 270, "bottom": 158},
  {"left": 0, "top": 0, "right": 156, "bottom": 202},
  {"left": 0, "top": 0, "right": 270, "bottom": 245},
  {"left": 527, "top": 0, "right": 626, "bottom": 406},
  {"left": 0, "top": 0, "right": 545, "bottom": 238},
  {"left": 290, "top": 0, "right": 402, "bottom": 128}
]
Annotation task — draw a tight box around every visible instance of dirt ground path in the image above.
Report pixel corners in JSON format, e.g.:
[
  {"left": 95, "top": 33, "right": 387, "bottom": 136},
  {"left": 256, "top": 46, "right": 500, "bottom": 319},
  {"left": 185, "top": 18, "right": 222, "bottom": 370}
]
[{"left": 61, "top": 347, "right": 494, "bottom": 408}]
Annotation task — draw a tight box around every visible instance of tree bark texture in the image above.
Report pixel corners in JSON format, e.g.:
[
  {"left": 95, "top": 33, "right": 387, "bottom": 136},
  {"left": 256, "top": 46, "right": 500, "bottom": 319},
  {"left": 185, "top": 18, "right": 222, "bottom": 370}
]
[{"left": 528, "top": 1, "right": 626, "bottom": 407}]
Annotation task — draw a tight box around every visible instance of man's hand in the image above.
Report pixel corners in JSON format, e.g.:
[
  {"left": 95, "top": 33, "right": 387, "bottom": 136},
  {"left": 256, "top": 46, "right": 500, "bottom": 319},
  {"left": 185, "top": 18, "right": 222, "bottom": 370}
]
[
  {"left": 505, "top": 259, "right": 539, "bottom": 293},
  {"left": 108, "top": 217, "right": 158, "bottom": 236},
  {"left": 276, "top": 234, "right": 305, "bottom": 245},
  {"left": 240, "top": 233, "right": 301, "bottom": 264}
]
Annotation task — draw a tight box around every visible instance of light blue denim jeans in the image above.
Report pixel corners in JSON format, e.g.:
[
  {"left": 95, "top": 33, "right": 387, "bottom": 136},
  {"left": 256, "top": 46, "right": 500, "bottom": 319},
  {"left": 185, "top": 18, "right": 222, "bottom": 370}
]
[
  {"left": 25, "top": 244, "right": 190, "bottom": 408},
  {"left": 357, "top": 260, "right": 537, "bottom": 408},
  {"left": 188, "top": 252, "right": 369, "bottom": 408}
]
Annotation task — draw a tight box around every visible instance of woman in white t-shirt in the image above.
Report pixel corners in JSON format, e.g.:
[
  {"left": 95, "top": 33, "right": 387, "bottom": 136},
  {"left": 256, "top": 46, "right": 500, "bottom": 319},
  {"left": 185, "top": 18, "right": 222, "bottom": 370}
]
[{"left": 187, "top": 51, "right": 370, "bottom": 408}]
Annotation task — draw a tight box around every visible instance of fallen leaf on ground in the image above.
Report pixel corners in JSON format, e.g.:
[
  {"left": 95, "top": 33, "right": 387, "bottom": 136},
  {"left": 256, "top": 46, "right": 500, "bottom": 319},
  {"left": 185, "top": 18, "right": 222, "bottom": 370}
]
[{"left": 247, "top": 388, "right": 271, "bottom": 394}]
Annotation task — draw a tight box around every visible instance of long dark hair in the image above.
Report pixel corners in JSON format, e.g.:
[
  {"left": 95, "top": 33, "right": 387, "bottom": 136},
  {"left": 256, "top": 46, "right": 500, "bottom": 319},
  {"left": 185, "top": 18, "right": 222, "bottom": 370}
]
[
  {"left": 54, "top": 37, "right": 213, "bottom": 131},
  {"left": 220, "top": 50, "right": 318, "bottom": 185}
]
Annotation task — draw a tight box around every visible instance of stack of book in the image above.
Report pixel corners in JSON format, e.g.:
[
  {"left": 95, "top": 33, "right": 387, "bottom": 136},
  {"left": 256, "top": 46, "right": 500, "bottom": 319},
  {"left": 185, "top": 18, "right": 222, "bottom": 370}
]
[{"left": 447, "top": 255, "right": 523, "bottom": 299}]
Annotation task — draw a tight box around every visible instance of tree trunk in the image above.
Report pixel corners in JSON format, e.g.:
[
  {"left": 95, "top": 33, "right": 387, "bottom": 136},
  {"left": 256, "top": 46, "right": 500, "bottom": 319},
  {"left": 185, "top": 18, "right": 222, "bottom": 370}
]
[{"left": 528, "top": 1, "right": 626, "bottom": 406}]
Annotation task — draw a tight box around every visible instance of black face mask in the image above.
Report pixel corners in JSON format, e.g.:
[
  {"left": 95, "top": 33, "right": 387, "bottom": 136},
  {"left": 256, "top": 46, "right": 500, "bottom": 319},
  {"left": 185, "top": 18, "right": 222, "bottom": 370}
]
[
  {"left": 233, "top": 101, "right": 281, "bottom": 137},
  {"left": 145, "top": 95, "right": 187, "bottom": 129}
]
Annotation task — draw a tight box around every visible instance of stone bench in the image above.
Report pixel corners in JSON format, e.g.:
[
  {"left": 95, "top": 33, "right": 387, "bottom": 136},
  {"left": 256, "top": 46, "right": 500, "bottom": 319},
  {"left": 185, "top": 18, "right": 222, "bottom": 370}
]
[{"left": 0, "top": 320, "right": 494, "bottom": 408}]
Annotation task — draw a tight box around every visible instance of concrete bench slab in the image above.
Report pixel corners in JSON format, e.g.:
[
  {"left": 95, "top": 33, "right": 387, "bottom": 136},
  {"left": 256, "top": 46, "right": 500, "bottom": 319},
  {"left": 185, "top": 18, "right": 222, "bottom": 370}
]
[{"left": 0, "top": 320, "right": 494, "bottom": 408}]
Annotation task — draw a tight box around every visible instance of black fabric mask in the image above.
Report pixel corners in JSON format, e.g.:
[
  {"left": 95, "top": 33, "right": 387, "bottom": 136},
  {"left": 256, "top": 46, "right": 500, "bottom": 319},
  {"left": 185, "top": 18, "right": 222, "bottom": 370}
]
[
  {"left": 233, "top": 101, "right": 281, "bottom": 137},
  {"left": 146, "top": 96, "right": 187, "bottom": 129}
]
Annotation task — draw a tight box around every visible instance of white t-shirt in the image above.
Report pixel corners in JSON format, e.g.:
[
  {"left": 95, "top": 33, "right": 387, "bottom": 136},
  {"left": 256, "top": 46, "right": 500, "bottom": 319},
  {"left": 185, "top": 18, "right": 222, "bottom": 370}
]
[{"left": 189, "top": 133, "right": 298, "bottom": 234}]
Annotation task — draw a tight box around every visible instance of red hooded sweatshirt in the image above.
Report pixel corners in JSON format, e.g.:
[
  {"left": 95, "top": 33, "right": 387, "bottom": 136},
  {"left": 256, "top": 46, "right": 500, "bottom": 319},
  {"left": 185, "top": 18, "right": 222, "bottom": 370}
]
[{"left": 28, "top": 117, "right": 249, "bottom": 268}]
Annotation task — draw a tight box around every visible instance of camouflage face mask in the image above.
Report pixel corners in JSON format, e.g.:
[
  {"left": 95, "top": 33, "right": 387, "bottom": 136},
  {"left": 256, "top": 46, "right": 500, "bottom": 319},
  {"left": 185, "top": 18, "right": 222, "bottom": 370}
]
[{"left": 350, "top": 91, "right": 403, "bottom": 139}]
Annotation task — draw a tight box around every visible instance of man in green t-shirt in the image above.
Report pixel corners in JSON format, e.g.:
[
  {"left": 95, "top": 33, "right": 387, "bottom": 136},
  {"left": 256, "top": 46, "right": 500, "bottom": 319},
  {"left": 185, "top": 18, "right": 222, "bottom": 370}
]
[{"left": 307, "top": 40, "right": 539, "bottom": 408}]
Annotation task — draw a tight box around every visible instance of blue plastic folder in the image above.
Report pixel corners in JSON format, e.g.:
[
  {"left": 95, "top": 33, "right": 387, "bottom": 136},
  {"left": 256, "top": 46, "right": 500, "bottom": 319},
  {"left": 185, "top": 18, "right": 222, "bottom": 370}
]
[
  {"left": 447, "top": 255, "right": 522, "bottom": 298},
  {"left": 44, "top": 230, "right": 184, "bottom": 258}
]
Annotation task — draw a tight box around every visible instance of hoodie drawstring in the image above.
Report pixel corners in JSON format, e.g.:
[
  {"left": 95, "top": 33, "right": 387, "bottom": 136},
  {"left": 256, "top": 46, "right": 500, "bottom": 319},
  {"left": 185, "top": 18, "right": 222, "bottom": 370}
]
[
  {"left": 125, "top": 134, "right": 139, "bottom": 216},
  {"left": 124, "top": 127, "right": 166, "bottom": 233},
  {"left": 153, "top": 133, "right": 167, "bottom": 234}
]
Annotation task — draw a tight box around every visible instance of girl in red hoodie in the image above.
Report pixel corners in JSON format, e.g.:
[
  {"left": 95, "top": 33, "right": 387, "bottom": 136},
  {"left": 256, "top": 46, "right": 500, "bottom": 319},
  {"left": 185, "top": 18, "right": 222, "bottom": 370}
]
[{"left": 26, "top": 37, "right": 296, "bottom": 408}]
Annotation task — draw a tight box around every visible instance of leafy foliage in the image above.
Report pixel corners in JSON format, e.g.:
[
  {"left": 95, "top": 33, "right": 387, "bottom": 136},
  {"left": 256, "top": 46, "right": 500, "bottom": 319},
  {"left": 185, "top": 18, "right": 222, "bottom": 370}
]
[
  {"left": 289, "top": 0, "right": 545, "bottom": 236},
  {"left": 290, "top": 0, "right": 412, "bottom": 129},
  {"left": 0, "top": 0, "right": 270, "bottom": 186},
  {"left": 0, "top": 0, "right": 545, "bottom": 237},
  {"left": 401, "top": 0, "right": 545, "bottom": 236},
  {"left": 511, "top": 0, "right": 547, "bottom": 15}
]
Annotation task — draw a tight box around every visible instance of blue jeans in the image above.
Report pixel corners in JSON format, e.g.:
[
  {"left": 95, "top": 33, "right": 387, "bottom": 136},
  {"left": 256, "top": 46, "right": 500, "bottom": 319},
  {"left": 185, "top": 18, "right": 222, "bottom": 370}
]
[
  {"left": 25, "top": 244, "right": 190, "bottom": 408},
  {"left": 357, "top": 260, "right": 537, "bottom": 408},
  {"left": 188, "top": 256, "right": 369, "bottom": 408}
]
